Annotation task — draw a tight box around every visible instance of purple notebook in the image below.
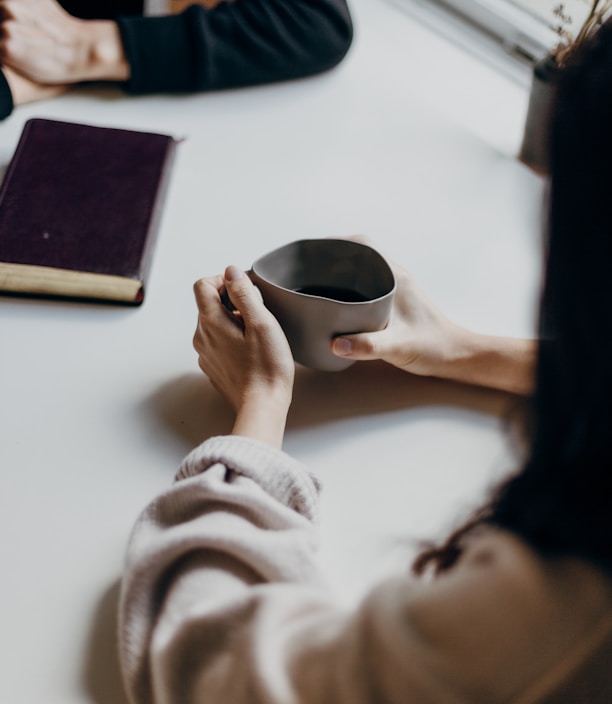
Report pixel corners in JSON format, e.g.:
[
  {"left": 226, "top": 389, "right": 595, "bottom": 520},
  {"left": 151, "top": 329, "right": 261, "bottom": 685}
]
[{"left": 0, "top": 118, "right": 177, "bottom": 304}]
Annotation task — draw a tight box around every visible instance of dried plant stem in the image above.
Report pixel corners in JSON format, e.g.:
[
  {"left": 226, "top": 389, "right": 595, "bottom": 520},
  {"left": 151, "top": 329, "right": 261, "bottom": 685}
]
[
  {"left": 554, "top": 0, "right": 612, "bottom": 66},
  {"left": 575, "top": 1, "right": 606, "bottom": 45}
]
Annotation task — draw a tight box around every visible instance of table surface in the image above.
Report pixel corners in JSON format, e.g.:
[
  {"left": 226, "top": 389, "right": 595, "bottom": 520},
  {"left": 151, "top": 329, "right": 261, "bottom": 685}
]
[{"left": 0, "top": 1, "right": 545, "bottom": 701}]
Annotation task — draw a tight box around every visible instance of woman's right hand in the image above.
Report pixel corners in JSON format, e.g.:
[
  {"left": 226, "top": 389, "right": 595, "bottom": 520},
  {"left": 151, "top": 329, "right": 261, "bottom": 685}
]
[
  {"left": 331, "top": 258, "right": 536, "bottom": 395},
  {"left": 193, "top": 266, "right": 295, "bottom": 447},
  {"left": 331, "top": 263, "right": 464, "bottom": 378}
]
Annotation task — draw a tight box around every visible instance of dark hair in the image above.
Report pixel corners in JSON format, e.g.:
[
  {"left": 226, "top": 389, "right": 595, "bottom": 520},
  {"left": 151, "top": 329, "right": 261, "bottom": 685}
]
[{"left": 415, "top": 21, "right": 612, "bottom": 576}]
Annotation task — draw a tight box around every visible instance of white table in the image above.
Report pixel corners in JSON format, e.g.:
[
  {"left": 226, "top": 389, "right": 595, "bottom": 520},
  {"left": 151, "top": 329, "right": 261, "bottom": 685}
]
[{"left": 0, "top": 1, "right": 545, "bottom": 701}]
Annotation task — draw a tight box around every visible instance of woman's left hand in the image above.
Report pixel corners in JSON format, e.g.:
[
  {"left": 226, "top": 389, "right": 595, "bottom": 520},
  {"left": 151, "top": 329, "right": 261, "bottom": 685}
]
[{"left": 193, "top": 266, "right": 295, "bottom": 447}]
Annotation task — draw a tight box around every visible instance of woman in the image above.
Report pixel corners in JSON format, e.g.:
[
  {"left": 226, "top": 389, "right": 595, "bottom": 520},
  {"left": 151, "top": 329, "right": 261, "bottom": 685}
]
[
  {"left": 0, "top": 0, "right": 352, "bottom": 120},
  {"left": 118, "top": 21, "right": 612, "bottom": 704}
]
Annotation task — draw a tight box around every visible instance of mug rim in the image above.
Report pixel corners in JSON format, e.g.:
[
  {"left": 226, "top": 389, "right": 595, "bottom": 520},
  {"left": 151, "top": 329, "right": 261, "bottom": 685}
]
[{"left": 250, "top": 238, "right": 396, "bottom": 304}]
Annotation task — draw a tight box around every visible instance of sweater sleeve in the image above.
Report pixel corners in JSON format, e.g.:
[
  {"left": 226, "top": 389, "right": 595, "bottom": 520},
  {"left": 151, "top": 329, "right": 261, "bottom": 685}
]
[
  {"left": 118, "top": 435, "right": 612, "bottom": 704},
  {"left": 0, "top": 71, "right": 14, "bottom": 121},
  {"left": 118, "top": 435, "right": 454, "bottom": 704},
  {"left": 118, "top": 434, "right": 460, "bottom": 704},
  {"left": 119, "top": 435, "right": 331, "bottom": 703},
  {"left": 115, "top": 0, "right": 353, "bottom": 95}
]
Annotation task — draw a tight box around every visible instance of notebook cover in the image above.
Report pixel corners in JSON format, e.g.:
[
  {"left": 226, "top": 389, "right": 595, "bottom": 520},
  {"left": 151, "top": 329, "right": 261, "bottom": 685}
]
[{"left": 0, "top": 118, "right": 177, "bottom": 304}]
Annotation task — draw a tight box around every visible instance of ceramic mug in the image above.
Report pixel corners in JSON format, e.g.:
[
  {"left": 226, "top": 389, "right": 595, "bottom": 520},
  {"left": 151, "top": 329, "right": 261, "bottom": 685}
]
[{"left": 248, "top": 238, "right": 396, "bottom": 371}]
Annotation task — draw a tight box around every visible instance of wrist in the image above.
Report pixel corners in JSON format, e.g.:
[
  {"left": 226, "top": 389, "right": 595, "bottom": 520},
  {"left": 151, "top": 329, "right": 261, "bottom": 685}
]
[
  {"left": 232, "top": 385, "right": 293, "bottom": 449},
  {"left": 87, "top": 21, "right": 130, "bottom": 82},
  {"left": 438, "top": 327, "right": 537, "bottom": 395}
]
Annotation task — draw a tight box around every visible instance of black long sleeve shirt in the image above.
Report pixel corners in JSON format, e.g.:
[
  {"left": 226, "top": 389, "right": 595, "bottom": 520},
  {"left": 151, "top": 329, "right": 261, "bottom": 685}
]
[{"left": 0, "top": 0, "right": 352, "bottom": 119}]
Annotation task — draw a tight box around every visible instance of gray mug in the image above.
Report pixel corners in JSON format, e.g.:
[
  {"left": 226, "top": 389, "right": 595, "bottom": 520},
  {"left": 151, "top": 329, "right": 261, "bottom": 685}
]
[{"left": 249, "top": 238, "right": 396, "bottom": 371}]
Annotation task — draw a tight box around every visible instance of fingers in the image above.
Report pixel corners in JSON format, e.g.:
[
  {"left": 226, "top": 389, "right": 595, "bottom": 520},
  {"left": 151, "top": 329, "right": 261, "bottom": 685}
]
[
  {"left": 0, "top": 0, "right": 24, "bottom": 23},
  {"left": 222, "top": 266, "right": 267, "bottom": 326},
  {"left": 193, "top": 274, "right": 235, "bottom": 346},
  {"left": 193, "top": 268, "right": 262, "bottom": 318},
  {"left": 0, "top": 0, "right": 71, "bottom": 35},
  {"left": 193, "top": 282, "right": 220, "bottom": 323},
  {"left": 0, "top": 1, "right": 125, "bottom": 84},
  {"left": 193, "top": 267, "right": 267, "bottom": 340},
  {"left": 193, "top": 274, "right": 224, "bottom": 313}
]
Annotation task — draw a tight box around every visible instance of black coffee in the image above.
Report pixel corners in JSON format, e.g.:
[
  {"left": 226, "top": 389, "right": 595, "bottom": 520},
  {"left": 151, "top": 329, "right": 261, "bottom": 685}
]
[{"left": 295, "top": 285, "right": 369, "bottom": 302}]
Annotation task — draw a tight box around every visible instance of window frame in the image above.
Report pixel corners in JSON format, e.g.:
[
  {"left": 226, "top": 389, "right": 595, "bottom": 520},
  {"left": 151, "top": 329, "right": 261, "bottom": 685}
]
[{"left": 403, "top": 0, "right": 560, "bottom": 65}]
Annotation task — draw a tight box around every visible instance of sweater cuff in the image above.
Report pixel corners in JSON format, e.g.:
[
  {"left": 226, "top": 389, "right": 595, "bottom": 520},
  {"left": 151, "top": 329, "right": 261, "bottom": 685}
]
[
  {"left": 177, "top": 436, "right": 322, "bottom": 522},
  {"left": 0, "top": 70, "right": 14, "bottom": 121},
  {"left": 116, "top": 8, "right": 203, "bottom": 94}
]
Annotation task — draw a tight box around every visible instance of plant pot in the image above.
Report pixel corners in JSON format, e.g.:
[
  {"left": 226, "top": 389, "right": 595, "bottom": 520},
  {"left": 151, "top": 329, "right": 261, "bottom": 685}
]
[{"left": 519, "top": 54, "right": 561, "bottom": 174}]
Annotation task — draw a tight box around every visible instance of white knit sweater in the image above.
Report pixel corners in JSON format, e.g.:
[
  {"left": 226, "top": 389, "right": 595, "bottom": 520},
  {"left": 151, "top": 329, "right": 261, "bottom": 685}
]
[{"left": 119, "top": 435, "right": 612, "bottom": 704}]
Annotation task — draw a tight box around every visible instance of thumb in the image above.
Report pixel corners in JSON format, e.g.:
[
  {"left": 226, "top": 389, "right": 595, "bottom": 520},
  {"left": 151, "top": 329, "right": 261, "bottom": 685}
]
[{"left": 331, "top": 331, "right": 388, "bottom": 361}]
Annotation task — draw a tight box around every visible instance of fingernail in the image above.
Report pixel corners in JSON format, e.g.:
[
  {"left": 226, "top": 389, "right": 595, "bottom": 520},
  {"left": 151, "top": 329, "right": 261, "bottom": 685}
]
[
  {"left": 333, "top": 338, "right": 353, "bottom": 356},
  {"left": 225, "top": 265, "right": 244, "bottom": 282}
]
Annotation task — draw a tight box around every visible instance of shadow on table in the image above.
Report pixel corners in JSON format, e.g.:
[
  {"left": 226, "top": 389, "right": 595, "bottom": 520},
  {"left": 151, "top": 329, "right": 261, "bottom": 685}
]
[
  {"left": 83, "top": 580, "right": 129, "bottom": 704},
  {"left": 148, "top": 360, "right": 527, "bottom": 450}
]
